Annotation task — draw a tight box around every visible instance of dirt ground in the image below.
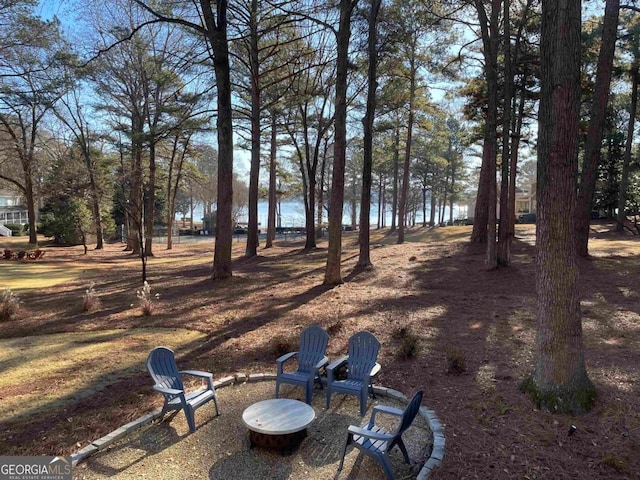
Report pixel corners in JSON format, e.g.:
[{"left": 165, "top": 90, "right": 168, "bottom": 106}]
[{"left": 1, "top": 223, "right": 639, "bottom": 480}]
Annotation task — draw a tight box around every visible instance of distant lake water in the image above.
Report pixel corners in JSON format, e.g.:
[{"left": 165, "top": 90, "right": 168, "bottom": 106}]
[{"left": 181, "top": 199, "right": 465, "bottom": 227}]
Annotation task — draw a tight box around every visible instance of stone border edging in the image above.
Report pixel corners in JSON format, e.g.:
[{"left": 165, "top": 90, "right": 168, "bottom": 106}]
[{"left": 70, "top": 373, "right": 445, "bottom": 479}]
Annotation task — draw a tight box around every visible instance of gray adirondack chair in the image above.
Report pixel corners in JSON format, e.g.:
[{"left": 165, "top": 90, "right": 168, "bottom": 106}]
[
  {"left": 338, "top": 390, "right": 424, "bottom": 480},
  {"left": 275, "top": 325, "right": 329, "bottom": 404},
  {"left": 326, "top": 331, "right": 380, "bottom": 416},
  {"left": 146, "top": 346, "right": 220, "bottom": 433}
]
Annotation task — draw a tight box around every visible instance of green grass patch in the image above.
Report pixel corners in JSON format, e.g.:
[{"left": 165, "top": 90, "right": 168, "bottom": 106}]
[
  {"left": 0, "top": 328, "right": 207, "bottom": 422},
  {"left": 0, "top": 263, "right": 89, "bottom": 290}
]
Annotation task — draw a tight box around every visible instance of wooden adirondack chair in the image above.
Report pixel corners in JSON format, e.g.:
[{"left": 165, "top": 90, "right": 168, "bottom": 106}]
[
  {"left": 146, "top": 346, "right": 220, "bottom": 433},
  {"left": 326, "top": 331, "right": 380, "bottom": 416},
  {"left": 275, "top": 325, "right": 329, "bottom": 404},
  {"left": 338, "top": 390, "right": 424, "bottom": 480}
]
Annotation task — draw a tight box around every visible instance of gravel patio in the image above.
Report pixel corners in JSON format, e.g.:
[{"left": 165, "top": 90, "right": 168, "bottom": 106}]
[{"left": 72, "top": 379, "right": 434, "bottom": 480}]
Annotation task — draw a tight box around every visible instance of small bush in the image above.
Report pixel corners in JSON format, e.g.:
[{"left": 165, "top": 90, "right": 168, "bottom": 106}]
[
  {"left": 0, "top": 288, "right": 20, "bottom": 321},
  {"left": 5, "top": 224, "right": 25, "bottom": 236},
  {"left": 82, "top": 282, "right": 100, "bottom": 312},
  {"left": 136, "top": 281, "right": 159, "bottom": 316},
  {"left": 446, "top": 345, "right": 466, "bottom": 374},
  {"left": 393, "top": 326, "right": 420, "bottom": 359}
]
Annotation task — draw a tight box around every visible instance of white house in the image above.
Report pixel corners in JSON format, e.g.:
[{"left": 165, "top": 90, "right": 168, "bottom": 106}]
[{"left": 0, "top": 188, "right": 28, "bottom": 230}]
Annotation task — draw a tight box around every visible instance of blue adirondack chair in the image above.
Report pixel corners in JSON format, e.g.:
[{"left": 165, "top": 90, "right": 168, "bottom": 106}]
[
  {"left": 146, "top": 346, "right": 220, "bottom": 433},
  {"left": 338, "top": 390, "right": 424, "bottom": 480},
  {"left": 275, "top": 325, "right": 329, "bottom": 404},
  {"left": 326, "top": 331, "right": 380, "bottom": 416}
]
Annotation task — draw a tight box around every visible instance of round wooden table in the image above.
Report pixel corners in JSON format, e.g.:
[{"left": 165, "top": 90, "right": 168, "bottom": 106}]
[{"left": 242, "top": 398, "right": 316, "bottom": 452}]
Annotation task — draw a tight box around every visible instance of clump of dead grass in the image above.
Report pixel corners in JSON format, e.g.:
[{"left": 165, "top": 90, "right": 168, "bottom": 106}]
[
  {"left": 393, "top": 326, "right": 421, "bottom": 359},
  {"left": 82, "top": 282, "right": 101, "bottom": 312},
  {"left": 136, "top": 281, "right": 159, "bottom": 316},
  {"left": 0, "top": 288, "right": 20, "bottom": 321},
  {"left": 445, "top": 344, "right": 466, "bottom": 374}
]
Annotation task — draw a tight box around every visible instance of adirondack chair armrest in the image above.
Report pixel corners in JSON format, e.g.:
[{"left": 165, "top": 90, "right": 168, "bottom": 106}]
[
  {"left": 314, "top": 355, "right": 330, "bottom": 370},
  {"left": 327, "top": 356, "right": 348, "bottom": 382},
  {"left": 371, "top": 404, "right": 404, "bottom": 424},
  {"left": 347, "top": 425, "right": 392, "bottom": 442},
  {"left": 180, "top": 370, "right": 214, "bottom": 389},
  {"left": 180, "top": 370, "right": 212, "bottom": 379},
  {"left": 276, "top": 351, "right": 298, "bottom": 365},
  {"left": 327, "top": 356, "right": 348, "bottom": 371},
  {"left": 153, "top": 385, "right": 183, "bottom": 396}
]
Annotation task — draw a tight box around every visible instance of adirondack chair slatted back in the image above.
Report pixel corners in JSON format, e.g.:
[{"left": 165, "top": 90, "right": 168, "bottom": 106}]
[
  {"left": 147, "top": 347, "right": 184, "bottom": 393},
  {"left": 347, "top": 331, "right": 380, "bottom": 381},
  {"left": 297, "top": 326, "right": 329, "bottom": 373},
  {"left": 396, "top": 390, "right": 423, "bottom": 436}
]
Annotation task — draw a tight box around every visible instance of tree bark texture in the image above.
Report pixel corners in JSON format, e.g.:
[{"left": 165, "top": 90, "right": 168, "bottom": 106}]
[
  {"left": 246, "top": 0, "right": 261, "bottom": 258},
  {"left": 471, "top": 0, "right": 500, "bottom": 253},
  {"left": 617, "top": 65, "right": 638, "bottom": 230},
  {"left": 358, "top": 0, "right": 381, "bottom": 268},
  {"left": 391, "top": 125, "right": 400, "bottom": 231},
  {"left": 497, "top": 0, "right": 513, "bottom": 266},
  {"left": 325, "top": 0, "right": 357, "bottom": 285},
  {"left": 144, "top": 142, "right": 156, "bottom": 257},
  {"left": 128, "top": 114, "right": 144, "bottom": 256},
  {"left": 398, "top": 37, "right": 417, "bottom": 245},
  {"left": 201, "top": 0, "right": 234, "bottom": 279},
  {"left": 266, "top": 111, "right": 277, "bottom": 248},
  {"left": 527, "top": 0, "right": 595, "bottom": 414},
  {"left": 575, "top": 0, "right": 620, "bottom": 256}
]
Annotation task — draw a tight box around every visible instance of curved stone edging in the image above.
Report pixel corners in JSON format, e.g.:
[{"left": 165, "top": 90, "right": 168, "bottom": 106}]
[{"left": 70, "top": 373, "right": 445, "bottom": 479}]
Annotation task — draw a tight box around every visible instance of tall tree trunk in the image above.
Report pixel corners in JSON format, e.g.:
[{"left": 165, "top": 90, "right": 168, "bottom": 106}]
[
  {"left": 575, "top": 0, "right": 620, "bottom": 256},
  {"left": 398, "top": 37, "right": 417, "bottom": 245},
  {"left": 165, "top": 133, "right": 188, "bottom": 250},
  {"left": 358, "top": 0, "right": 380, "bottom": 268},
  {"left": 266, "top": 111, "right": 277, "bottom": 248},
  {"left": 317, "top": 136, "right": 329, "bottom": 238},
  {"left": 508, "top": 85, "right": 526, "bottom": 241},
  {"left": 497, "top": 0, "right": 513, "bottom": 266},
  {"left": 507, "top": 0, "right": 533, "bottom": 243},
  {"left": 305, "top": 176, "right": 317, "bottom": 249},
  {"left": 471, "top": 0, "right": 500, "bottom": 256},
  {"left": 391, "top": 125, "right": 400, "bottom": 231},
  {"left": 144, "top": 142, "right": 156, "bottom": 257},
  {"left": 24, "top": 174, "right": 37, "bottom": 246},
  {"left": 84, "top": 140, "right": 104, "bottom": 250},
  {"left": 325, "top": 0, "right": 358, "bottom": 285},
  {"left": 422, "top": 188, "right": 427, "bottom": 227},
  {"left": 246, "top": 0, "right": 260, "bottom": 258},
  {"left": 473, "top": 0, "right": 500, "bottom": 268},
  {"left": 522, "top": 0, "right": 595, "bottom": 414},
  {"left": 377, "top": 175, "right": 383, "bottom": 229},
  {"left": 617, "top": 65, "right": 638, "bottom": 230},
  {"left": 201, "top": 0, "right": 234, "bottom": 279},
  {"left": 129, "top": 122, "right": 144, "bottom": 256},
  {"left": 430, "top": 192, "right": 436, "bottom": 226}
]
